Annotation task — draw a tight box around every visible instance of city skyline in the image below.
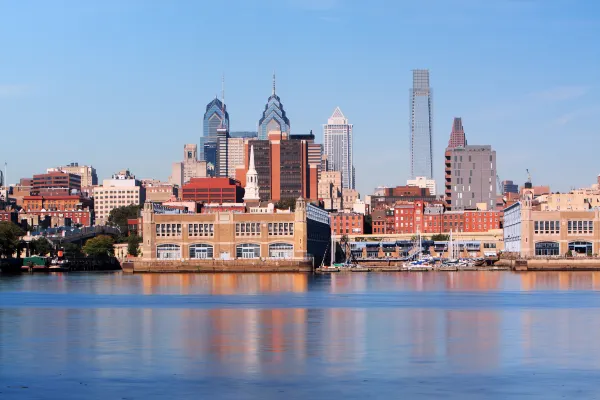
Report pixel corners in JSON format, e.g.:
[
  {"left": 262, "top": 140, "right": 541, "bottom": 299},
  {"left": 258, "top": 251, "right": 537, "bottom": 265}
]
[{"left": 2, "top": 1, "right": 600, "bottom": 196}]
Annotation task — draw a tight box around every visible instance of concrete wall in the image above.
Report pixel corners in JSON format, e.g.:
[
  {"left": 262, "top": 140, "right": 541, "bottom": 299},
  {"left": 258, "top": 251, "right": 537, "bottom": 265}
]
[{"left": 123, "top": 259, "right": 313, "bottom": 273}]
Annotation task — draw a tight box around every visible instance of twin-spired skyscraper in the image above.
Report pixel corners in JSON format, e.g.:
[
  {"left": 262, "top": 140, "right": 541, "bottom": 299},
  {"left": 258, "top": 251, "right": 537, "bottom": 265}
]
[
  {"left": 323, "top": 107, "right": 355, "bottom": 190},
  {"left": 410, "top": 69, "right": 433, "bottom": 180}
]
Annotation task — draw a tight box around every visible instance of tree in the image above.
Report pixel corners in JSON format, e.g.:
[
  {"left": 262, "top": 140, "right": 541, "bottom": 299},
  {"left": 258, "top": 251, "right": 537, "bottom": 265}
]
[
  {"left": 431, "top": 234, "right": 450, "bottom": 242},
  {"left": 274, "top": 198, "right": 296, "bottom": 211},
  {"left": 0, "top": 221, "right": 25, "bottom": 258},
  {"left": 83, "top": 235, "right": 115, "bottom": 258},
  {"left": 63, "top": 242, "right": 83, "bottom": 258},
  {"left": 127, "top": 234, "right": 142, "bottom": 257},
  {"left": 107, "top": 204, "right": 140, "bottom": 237},
  {"left": 30, "top": 237, "right": 53, "bottom": 256}
]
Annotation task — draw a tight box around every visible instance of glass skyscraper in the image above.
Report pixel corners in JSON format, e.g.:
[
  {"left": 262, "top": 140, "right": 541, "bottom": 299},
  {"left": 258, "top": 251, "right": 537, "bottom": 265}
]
[
  {"left": 410, "top": 69, "right": 433, "bottom": 179},
  {"left": 258, "top": 74, "right": 290, "bottom": 140},
  {"left": 201, "top": 97, "right": 229, "bottom": 175},
  {"left": 323, "top": 107, "right": 355, "bottom": 189}
]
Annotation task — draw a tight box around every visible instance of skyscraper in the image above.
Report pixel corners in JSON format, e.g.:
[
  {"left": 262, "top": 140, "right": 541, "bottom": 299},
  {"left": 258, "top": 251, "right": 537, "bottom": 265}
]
[
  {"left": 410, "top": 69, "right": 433, "bottom": 179},
  {"left": 258, "top": 74, "right": 290, "bottom": 140},
  {"left": 448, "top": 117, "right": 467, "bottom": 149},
  {"left": 323, "top": 107, "right": 355, "bottom": 190},
  {"left": 201, "top": 97, "right": 230, "bottom": 169}
]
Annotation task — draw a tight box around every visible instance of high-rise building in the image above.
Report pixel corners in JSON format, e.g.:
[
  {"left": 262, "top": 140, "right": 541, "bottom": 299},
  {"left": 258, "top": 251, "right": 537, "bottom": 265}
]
[
  {"left": 447, "top": 117, "right": 467, "bottom": 149},
  {"left": 258, "top": 74, "right": 290, "bottom": 140},
  {"left": 93, "top": 170, "right": 144, "bottom": 225},
  {"left": 31, "top": 171, "right": 81, "bottom": 196},
  {"left": 227, "top": 137, "right": 249, "bottom": 179},
  {"left": 410, "top": 69, "right": 433, "bottom": 179},
  {"left": 407, "top": 176, "right": 436, "bottom": 196},
  {"left": 49, "top": 163, "right": 98, "bottom": 188},
  {"left": 216, "top": 127, "right": 229, "bottom": 178},
  {"left": 201, "top": 97, "right": 230, "bottom": 164},
  {"left": 323, "top": 107, "right": 355, "bottom": 189},
  {"left": 502, "top": 180, "right": 519, "bottom": 195},
  {"left": 291, "top": 131, "right": 323, "bottom": 181},
  {"left": 444, "top": 118, "right": 497, "bottom": 210},
  {"left": 229, "top": 131, "right": 258, "bottom": 139},
  {"left": 169, "top": 144, "right": 207, "bottom": 188}
]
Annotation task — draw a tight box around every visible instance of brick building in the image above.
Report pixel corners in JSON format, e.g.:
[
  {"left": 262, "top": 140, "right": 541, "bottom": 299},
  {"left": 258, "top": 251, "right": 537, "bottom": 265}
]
[
  {"left": 31, "top": 171, "right": 81, "bottom": 196},
  {"left": 330, "top": 212, "right": 364, "bottom": 235},
  {"left": 181, "top": 177, "right": 244, "bottom": 204},
  {"left": 372, "top": 208, "right": 394, "bottom": 234},
  {"left": 21, "top": 195, "right": 93, "bottom": 226}
]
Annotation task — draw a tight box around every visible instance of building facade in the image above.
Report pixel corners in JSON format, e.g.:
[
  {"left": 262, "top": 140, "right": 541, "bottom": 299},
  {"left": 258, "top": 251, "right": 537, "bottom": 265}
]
[
  {"left": 410, "top": 69, "right": 433, "bottom": 179},
  {"left": 318, "top": 170, "right": 342, "bottom": 211},
  {"left": 169, "top": 144, "right": 207, "bottom": 188},
  {"left": 49, "top": 163, "right": 98, "bottom": 187},
  {"left": 445, "top": 144, "right": 497, "bottom": 211},
  {"left": 93, "top": 170, "right": 144, "bottom": 225},
  {"left": 141, "top": 198, "right": 330, "bottom": 266},
  {"left": 32, "top": 171, "right": 81, "bottom": 196},
  {"left": 323, "top": 107, "right": 354, "bottom": 189},
  {"left": 406, "top": 176, "right": 436, "bottom": 196},
  {"left": 502, "top": 180, "right": 519, "bottom": 195},
  {"left": 330, "top": 212, "right": 364, "bottom": 235},
  {"left": 503, "top": 201, "right": 521, "bottom": 254},
  {"left": 181, "top": 177, "right": 244, "bottom": 204},
  {"left": 258, "top": 74, "right": 290, "bottom": 140}
]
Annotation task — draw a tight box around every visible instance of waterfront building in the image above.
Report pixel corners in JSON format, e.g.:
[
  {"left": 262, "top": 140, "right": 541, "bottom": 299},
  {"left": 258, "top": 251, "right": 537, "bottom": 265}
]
[
  {"left": 93, "top": 170, "right": 144, "bottom": 225},
  {"left": 49, "top": 163, "right": 98, "bottom": 188},
  {"left": 407, "top": 176, "right": 436, "bottom": 196},
  {"left": 31, "top": 171, "right": 81, "bottom": 196},
  {"left": 258, "top": 74, "right": 290, "bottom": 140},
  {"left": 318, "top": 170, "right": 342, "bottom": 211},
  {"left": 444, "top": 119, "right": 497, "bottom": 210},
  {"left": 169, "top": 144, "right": 207, "bottom": 189},
  {"left": 410, "top": 69, "right": 433, "bottom": 179},
  {"left": 503, "top": 201, "right": 521, "bottom": 254},
  {"left": 181, "top": 177, "right": 244, "bottom": 204},
  {"left": 140, "top": 197, "right": 330, "bottom": 266},
  {"left": 323, "top": 107, "right": 355, "bottom": 189},
  {"left": 237, "top": 129, "right": 317, "bottom": 202},
  {"left": 330, "top": 212, "right": 364, "bottom": 235},
  {"left": 201, "top": 97, "right": 230, "bottom": 162}
]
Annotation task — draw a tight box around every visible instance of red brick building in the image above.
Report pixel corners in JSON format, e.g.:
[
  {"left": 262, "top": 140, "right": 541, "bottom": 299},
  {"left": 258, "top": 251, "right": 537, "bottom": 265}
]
[
  {"left": 0, "top": 210, "right": 18, "bottom": 223},
  {"left": 31, "top": 171, "right": 81, "bottom": 196},
  {"left": 21, "top": 195, "right": 93, "bottom": 226},
  {"left": 463, "top": 210, "right": 502, "bottom": 232},
  {"left": 330, "top": 212, "right": 364, "bottom": 235},
  {"left": 181, "top": 177, "right": 244, "bottom": 204},
  {"left": 372, "top": 208, "right": 394, "bottom": 234}
]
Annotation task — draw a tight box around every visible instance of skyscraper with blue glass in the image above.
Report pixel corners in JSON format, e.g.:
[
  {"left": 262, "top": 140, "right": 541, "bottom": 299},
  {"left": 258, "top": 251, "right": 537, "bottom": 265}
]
[
  {"left": 258, "top": 74, "right": 290, "bottom": 139},
  {"left": 410, "top": 69, "right": 433, "bottom": 179},
  {"left": 201, "top": 97, "right": 229, "bottom": 176}
]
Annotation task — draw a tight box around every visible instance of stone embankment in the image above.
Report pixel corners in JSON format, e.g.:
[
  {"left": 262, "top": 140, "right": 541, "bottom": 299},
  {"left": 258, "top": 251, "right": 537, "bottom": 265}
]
[
  {"left": 122, "top": 259, "right": 313, "bottom": 273},
  {"left": 496, "top": 258, "right": 600, "bottom": 271}
]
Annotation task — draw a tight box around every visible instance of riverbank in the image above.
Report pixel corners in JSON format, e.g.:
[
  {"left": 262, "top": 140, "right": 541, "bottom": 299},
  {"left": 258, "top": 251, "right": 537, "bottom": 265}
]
[{"left": 122, "top": 259, "right": 314, "bottom": 273}]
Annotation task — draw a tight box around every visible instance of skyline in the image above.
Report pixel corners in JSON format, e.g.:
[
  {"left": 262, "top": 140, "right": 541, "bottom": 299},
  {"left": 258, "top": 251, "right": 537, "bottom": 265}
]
[{"left": 2, "top": 0, "right": 600, "bottom": 196}]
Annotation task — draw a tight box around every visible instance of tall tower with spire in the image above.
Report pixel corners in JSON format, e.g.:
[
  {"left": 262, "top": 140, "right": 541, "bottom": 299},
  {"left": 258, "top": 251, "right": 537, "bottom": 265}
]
[
  {"left": 258, "top": 72, "right": 290, "bottom": 140},
  {"left": 323, "top": 107, "right": 355, "bottom": 189},
  {"left": 243, "top": 145, "right": 260, "bottom": 203},
  {"left": 448, "top": 117, "right": 467, "bottom": 149}
]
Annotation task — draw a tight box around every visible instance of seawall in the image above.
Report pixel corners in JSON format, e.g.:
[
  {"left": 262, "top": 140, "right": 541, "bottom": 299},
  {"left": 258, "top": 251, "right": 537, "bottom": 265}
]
[
  {"left": 122, "top": 259, "right": 314, "bottom": 273},
  {"left": 497, "top": 258, "right": 600, "bottom": 271}
]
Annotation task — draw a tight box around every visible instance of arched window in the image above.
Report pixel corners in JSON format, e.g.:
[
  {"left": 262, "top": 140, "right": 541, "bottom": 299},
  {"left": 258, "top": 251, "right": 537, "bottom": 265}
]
[
  {"left": 569, "top": 241, "right": 593, "bottom": 255},
  {"left": 535, "top": 242, "right": 559, "bottom": 256},
  {"left": 269, "top": 243, "right": 293, "bottom": 259},
  {"left": 236, "top": 243, "right": 260, "bottom": 259},
  {"left": 189, "top": 244, "right": 214, "bottom": 259},
  {"left": 157, "top": 244, "right": 181, "bottom": 259}
]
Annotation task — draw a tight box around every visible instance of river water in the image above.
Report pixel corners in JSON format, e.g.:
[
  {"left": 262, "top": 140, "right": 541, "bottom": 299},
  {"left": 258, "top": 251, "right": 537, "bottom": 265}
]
[{"left": 1, "top": 271, "right": 600, "bottom": 399}]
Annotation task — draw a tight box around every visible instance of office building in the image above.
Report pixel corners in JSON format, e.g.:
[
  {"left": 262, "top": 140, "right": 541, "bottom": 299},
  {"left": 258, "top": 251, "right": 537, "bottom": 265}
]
[
  {"left": 216, "top": 127, "right": 229, "bottom": 178},
  {"left": 21, "top": 195, "right": 93, "bottom": 226},
  {"left": 230, "top": 131, "right": 258, "bottom": 139},
  {"left": 169, "top": 144, "right": 207, "bottom": 188},
  {"left": 181, "top": 177, "right": 244, "bottom": 204},
  {"left": 502, "top": 180, "right": 519, "bottom": 195},
  {"left": 291, "top": 131, "right": 323, "bottom": 181},
  {"left": 201, "top": 97, "right": 229, "bottom": 162},
  {"left": 141, "top": 180, "right": 178, "bottom": 203},
  {"left": 227, "top": 137, "right": 250, "bottom": 179},
  {"left": 407, "top": 176, "right": 436, "bottom": 196},
  {"left": 444, "top": 119, "right": 496, "bottom": 210},
  {"left": 49, "top": 163, "right": 98, "bottom": 188},
  {"left": 318, "top": 170, "right": 342, "bottom": 211},
  {"left": 410, "top": 69, "right": 433, "bottom": 179},
  {"left": 93, "top": 170, "right": 144, "bottom": 225},
  {"left": 323, "top": 107, "right": 354, "bottom": 189},
  {"left": 258, "top": 74, "right": 290, "bottom": 140},
  {"left": 31, "top": 171, "right": 81, "bottom": 196},
  {"left": 447, "top": 117, "right": 467, "bottom": 149}
]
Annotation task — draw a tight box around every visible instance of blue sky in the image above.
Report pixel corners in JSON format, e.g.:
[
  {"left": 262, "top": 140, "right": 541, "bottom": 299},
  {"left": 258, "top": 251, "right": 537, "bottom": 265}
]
[{"left": 1, "top": 0, "right": 599, "bottom": 196}]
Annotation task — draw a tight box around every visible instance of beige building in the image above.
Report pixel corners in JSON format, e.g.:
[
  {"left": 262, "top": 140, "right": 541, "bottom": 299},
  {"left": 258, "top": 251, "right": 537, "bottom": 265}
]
[
  {"left": 519, "top": 189, "right": 600, "bottom": 257},
  {"left": 49, "top": 163, "right": 98, "bottom": 188},
  {"left": 141, "top": 198, "right": 329, "bottom": 263},
  {"left": 342, "top": 188, "right": 359, "bottom": 211},
  {"left": 142, "top": 180, "right": 178, "bottom": 203},
  {"left": 407, "top": 176, "right": 436, "bottom": 196},
  {"left": 537, "top": 189, "right": 600, "bottom": 212},
  {"left": 169, "top": 144, "right": 207, "bottom": 188},
  {"left": 227, "top": 137, "right": 251, "bottom": 179},
  {"left": 318, "top": 170, "right": 342, "bottom": 210},
  {"left": 93, "top": 170, "right": 143, "bottom": 225}
]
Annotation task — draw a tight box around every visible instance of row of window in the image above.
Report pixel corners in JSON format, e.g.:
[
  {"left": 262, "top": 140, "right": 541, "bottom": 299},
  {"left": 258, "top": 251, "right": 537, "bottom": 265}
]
[
  {"left": 268, "top": 222, "right": 294, "bottom": 236},
  {"left": 155, "top": 243, "right": 294, "bottom": 260},
  {"left": 568, "top": 220, "right": 594, "bottom": 234},
  {"left": 236, "top": 222, "right": 261, "bottom": 236},
  {"left": 188, "top": 223, "right": 214, "bottom": 237},
  {"left": 156, "top": 223, "right": 182, "bottom": 237},
  {"left": 534, "top": 220, "right": 561, "bottom": 235}
]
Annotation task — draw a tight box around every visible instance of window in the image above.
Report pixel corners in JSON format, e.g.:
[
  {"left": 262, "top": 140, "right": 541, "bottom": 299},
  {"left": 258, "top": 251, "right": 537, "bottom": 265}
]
[
  {"left": 567, "top": 220, "right": 593, "bottom": 235},
  {"left": 157, "top": 244, "right": 181, "bottom": 259},
  {"left": 189, "top": 244, "right": 213, "bottom": 259},
  {"left": 188, "top": 223, "right": 214, "bottom": 237},
  {"left": 236, "top": 243, "right": 260, "bottom": 259},
  {"left": 269, "top": 243, "right": 293, "bottom": 259},
  {"left": 268, "top": 222, "right": 294, "bottom": 236},
  {"left": 156, "top": 223, "right": 182, "bottom": 237},
  {"left": 535, "top": 242, "right": 559, "bottom": 256},
  {"left": 236, "top": 222, "right": 261, "bottom": 236}
]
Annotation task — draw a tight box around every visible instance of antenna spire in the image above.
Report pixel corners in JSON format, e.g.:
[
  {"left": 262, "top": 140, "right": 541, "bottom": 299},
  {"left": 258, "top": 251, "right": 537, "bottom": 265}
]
[{"left": 272, "top": 70, "right": 276, "bottom": 96}]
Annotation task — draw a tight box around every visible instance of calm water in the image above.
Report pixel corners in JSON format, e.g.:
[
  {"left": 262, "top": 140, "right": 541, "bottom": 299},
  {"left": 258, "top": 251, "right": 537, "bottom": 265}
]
[{"left": 2, "top": 272, "right": 600, "bottom": 399}]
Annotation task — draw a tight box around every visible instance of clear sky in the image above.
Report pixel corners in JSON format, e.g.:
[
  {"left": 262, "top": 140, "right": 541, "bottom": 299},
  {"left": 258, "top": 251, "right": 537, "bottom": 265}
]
[{"left": 1, "top": 0, "right": 599, "bottom": 196}]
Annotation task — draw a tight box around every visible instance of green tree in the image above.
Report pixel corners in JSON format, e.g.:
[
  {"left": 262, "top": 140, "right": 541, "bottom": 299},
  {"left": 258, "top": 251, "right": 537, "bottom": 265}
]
[
  {"left": 0, "top": 221, "right": 25, "bottom": 258},
  {"left": 127, "top": 234, "right": 142, "bottom": 257},
  {"left": 83, "top": 235, "right": 115, "bottom": 258},
  {"left": 431, "top": 234, "right": 450, "bottom": 242},
  {"left": 107, "top": 204, "right": 140, "bottom": 237},
  {"left": 63, "top": 242, "right": 83, "bottom": 258},
  {"left": 30, "top": 237, "right": 53, "bottom": 256},
  {"left": 274, "top": 198, "right": 296, "bottom": 211}
]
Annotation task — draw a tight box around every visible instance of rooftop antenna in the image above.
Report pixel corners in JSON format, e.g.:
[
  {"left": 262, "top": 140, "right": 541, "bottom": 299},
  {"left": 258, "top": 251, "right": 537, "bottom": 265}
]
[
  {"left": 272, "top": 70, "right": 276, "bottom": 96},
  {"left": 220, "top": 73, "right": 226, "bottom": 129}
]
